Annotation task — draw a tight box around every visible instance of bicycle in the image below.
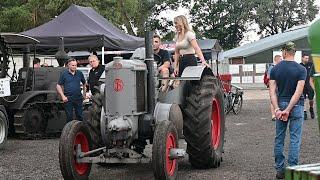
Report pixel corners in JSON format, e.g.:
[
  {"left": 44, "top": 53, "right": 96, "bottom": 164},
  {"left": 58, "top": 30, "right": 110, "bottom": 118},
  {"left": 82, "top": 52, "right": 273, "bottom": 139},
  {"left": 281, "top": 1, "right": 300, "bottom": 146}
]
[{"left": 223, "top": 84, "right": 243, "bottom": 115}]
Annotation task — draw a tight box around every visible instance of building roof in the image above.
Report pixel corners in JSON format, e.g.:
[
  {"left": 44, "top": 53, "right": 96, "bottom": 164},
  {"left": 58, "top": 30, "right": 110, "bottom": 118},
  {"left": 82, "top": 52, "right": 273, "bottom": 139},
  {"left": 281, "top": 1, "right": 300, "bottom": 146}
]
[{"left": 224, "top": 25, "right": 310, "bottom": 63}]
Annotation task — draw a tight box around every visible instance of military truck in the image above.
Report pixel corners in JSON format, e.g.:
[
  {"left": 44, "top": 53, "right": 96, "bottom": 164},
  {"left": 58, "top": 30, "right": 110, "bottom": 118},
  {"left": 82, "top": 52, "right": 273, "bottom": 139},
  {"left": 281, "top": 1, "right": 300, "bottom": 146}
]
[{"left": 0, "top": 33, "right": 67, "bottom": 138}]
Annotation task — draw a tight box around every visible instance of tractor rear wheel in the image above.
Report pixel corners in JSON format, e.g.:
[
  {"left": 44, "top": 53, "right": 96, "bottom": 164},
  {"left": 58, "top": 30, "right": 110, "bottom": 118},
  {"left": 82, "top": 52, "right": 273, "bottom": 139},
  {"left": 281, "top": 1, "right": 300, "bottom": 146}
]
[
  {"left": 152, "top": 120, "right": 178, "bottom": 180},
  {"left": 59, "top": 120, "right": 92, "bottom": 180},
  {"left": 183, "top": 75, "right": 225, "bottom": 169},
  {"left": 0, "top": 111, "right": 8, "bottom": 149}
]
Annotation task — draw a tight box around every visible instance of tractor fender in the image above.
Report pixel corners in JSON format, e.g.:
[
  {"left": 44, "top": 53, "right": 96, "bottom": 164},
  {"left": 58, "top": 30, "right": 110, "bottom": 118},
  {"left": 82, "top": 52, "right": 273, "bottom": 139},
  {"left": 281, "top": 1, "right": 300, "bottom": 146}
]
[
  {"left": 181, "top": 66, "right": 214, "bottom": 80},
  {"left": 158, "top": 66, "right": 215, "bottom": 105},
  {"left": 9, "top": 90, "right": 57, "bottom": 110},
  {"left": 154, "top": 102, "right": 183, "bottom": 138}
]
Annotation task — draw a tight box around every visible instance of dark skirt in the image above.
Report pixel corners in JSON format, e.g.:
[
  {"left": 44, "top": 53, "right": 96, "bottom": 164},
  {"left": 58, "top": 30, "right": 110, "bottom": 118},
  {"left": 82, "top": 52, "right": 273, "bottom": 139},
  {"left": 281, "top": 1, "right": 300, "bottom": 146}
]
[{"left": 178, "top": 54, "right": 197, "bottom": 77}]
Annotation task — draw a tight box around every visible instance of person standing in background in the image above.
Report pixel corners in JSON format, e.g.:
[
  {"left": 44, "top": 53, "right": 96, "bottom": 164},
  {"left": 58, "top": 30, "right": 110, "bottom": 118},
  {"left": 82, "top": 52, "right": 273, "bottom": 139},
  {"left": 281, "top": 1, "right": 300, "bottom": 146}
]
[
  {"left": 56, "top": 58, "right": 86, "bottom": 122},
  {"left": 300, "top": 54, "right": 315, "bottom": 120},
  {"left": 87, "top": 55, "right": 105, "bottom": 95},
  {"left": 33, "top": 58, "right": 41, "bottom": 68},
  {"left": 268, "top": 55, "right": 282, "bottom": 121}
]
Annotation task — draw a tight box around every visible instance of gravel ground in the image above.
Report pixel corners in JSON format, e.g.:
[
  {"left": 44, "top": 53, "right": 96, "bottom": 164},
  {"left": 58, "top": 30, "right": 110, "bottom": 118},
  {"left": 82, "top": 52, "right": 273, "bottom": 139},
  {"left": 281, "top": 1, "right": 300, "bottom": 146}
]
[{"left": 1, "top": 90, "right": 320, "bottom": 180}]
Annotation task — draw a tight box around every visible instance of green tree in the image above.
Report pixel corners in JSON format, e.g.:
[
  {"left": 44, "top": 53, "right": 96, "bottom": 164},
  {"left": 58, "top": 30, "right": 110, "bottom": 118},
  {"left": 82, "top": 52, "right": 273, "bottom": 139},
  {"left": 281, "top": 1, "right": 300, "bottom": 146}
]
[
  {"left": 0, "top": 0, "right": 180, "bottom": 37},
  {"left": 189, "top": 0, "right": 254, "bottom": 49},
  {"left": 0, "top": 6, "right": 32, "bottom": 32},
  {"left": 253, "top": 0, "right": 319, "bottom": 36}
]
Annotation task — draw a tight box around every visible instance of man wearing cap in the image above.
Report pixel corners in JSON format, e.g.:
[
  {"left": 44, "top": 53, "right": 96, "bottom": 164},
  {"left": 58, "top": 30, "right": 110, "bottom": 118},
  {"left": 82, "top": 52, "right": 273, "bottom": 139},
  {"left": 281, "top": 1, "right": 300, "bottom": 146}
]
[
  {"left": 269, "top": 42, "right": 306, "bottom": 179},
  {"left": 56, "top": 58, "right": 87, "bottom": 122}
]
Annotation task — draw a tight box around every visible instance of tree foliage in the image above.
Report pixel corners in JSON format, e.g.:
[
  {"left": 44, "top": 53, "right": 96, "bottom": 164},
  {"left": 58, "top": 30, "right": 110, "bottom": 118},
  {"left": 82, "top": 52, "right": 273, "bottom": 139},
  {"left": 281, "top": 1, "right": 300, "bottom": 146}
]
[
  {"left": 188, "top": 0, "right": 255, "bottom": 49},
  {"left": 0, "top": 0, "right": 318, "bottom": 49},
  {"left": 0, "top": 0, "right": 180, "bottom": 37},
  {"left": 253, "top": 0, "right": 319, "bottom": 35}
]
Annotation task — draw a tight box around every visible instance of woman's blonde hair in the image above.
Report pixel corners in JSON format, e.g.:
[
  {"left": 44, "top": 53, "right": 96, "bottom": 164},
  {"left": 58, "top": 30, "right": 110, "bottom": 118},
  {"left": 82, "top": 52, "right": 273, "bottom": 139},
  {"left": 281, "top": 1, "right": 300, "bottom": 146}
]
[{"left": 174, "top": 15, "right": 191, "bottom": 33}]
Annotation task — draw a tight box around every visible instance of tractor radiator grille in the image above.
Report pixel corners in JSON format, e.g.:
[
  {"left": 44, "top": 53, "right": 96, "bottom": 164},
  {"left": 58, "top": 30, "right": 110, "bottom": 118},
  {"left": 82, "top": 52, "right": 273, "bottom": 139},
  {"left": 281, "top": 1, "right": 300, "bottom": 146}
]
[{"left": 136, "top": 71, "right": 145, "bottom": 112}]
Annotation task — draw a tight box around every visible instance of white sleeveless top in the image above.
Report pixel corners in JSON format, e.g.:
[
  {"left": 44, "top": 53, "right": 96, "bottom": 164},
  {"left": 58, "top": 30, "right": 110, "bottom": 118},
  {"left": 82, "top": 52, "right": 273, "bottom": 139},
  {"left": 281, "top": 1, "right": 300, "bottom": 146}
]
[{"left": 175, "top": 31, "right": 196, "bottom": 55}]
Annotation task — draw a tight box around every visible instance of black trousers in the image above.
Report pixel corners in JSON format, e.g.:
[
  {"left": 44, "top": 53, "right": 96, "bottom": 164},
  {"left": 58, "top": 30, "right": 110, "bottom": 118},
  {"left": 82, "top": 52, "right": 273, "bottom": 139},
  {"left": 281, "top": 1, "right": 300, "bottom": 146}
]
[{"left": 178, "top": 54, "right": 197, "bottom": 77}]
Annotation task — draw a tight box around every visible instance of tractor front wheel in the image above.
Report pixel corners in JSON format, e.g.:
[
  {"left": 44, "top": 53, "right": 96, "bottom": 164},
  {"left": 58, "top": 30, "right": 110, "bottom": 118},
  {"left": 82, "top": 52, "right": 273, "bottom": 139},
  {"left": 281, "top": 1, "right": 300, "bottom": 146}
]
[
  {"left": 152, "top": 120, "right": 178, "bottom": 180},
  {"left": 59, "top": 120, "right": 92, "bottom": 180},
  {"left": 183, "top": 75, "right": 225, "bottom": 169}
]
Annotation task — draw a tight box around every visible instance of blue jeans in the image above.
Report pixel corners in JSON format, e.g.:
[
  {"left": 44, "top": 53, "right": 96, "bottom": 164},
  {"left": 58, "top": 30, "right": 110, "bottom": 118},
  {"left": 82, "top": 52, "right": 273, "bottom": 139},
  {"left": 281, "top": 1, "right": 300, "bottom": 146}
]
[
  {"left": 64, "top": 99, "right": 83, "bottom": 122},
  {"left": 274, "top": 101, "right": 304, "bottom": 172}
]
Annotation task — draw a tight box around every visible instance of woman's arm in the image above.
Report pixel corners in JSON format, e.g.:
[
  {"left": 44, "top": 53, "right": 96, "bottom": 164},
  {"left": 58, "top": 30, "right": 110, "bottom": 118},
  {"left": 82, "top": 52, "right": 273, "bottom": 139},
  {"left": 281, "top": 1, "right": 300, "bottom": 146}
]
[{"left": 174, "top": 48, "right": 180, "bottom": 75}]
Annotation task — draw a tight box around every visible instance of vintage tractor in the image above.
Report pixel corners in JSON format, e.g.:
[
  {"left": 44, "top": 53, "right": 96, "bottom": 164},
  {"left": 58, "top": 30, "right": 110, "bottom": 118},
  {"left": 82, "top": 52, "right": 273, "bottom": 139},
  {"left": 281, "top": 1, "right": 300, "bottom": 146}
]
[
  {"left": 0, "top": 33, "right": 67, "bottom": 138},
  {"left": 58, "top": 33, "right": 225, "bottom": 179}
]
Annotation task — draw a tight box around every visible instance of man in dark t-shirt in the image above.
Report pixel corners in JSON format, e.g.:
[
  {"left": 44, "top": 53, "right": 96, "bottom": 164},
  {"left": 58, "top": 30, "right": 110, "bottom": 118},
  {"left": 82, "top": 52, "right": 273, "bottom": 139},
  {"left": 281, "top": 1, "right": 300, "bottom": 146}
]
[
  {"left": 88, "top": 55, "right": 105, "bottom": 95},
  {"left": 153, "top": 35, "right": 171, "bottom": 92},
  {"left": 56, "top": 58, "right": 86, "bottom": 122},
  {"left": 300, "top": 54, "right": 315, "bottom": 119},
  {"left": 269, "top": 42, "right": 306, "bottom": 179}
]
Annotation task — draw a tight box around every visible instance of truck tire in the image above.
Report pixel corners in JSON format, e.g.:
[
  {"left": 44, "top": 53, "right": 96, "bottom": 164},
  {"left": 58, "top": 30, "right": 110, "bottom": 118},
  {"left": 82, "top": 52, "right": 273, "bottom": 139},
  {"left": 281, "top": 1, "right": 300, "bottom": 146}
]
[
  {"left": 183, "top": 75, "right": 225, "bottom": 169},
  {"left": 0, "top": 111, "right": 8, "bottom": 149},
  {"left": 152, "top": 120, "right": 178, "bottom": 180},
  {"left": 59, "top": 120, "right": 92, "bottom": 180}
]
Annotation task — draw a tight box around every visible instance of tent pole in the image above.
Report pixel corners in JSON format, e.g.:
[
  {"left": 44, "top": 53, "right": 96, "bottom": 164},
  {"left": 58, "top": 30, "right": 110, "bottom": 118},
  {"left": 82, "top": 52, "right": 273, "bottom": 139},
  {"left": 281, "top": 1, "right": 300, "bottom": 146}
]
[{"left": 102, "top": 46, "right": 105, "bottom": 65}]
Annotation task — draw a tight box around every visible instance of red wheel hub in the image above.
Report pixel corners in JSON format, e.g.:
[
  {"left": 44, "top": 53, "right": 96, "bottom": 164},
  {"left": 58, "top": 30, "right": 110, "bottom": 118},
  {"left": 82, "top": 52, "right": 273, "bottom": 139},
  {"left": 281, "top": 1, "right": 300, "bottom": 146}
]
[
  {"left": 165, "top": 133, "right": 177, "bottom": 176},
  {"left": 211, "top": 99, "right": 221, "bottom": 149},
  {"left": 73, "top": 131, "right": 89, "bottom": 175}
]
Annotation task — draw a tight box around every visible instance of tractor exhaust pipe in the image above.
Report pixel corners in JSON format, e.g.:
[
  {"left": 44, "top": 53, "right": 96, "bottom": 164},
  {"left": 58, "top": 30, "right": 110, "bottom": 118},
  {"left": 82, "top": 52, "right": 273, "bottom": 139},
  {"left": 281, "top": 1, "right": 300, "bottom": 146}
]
[{"left": 145, "top": 31, "right": 156, "bottom": 114}]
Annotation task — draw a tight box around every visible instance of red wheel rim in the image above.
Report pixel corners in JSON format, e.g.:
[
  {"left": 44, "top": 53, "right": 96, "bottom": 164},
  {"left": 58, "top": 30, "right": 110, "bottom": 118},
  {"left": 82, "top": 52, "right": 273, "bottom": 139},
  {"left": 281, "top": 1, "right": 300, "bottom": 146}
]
[
  {"left": 73, "top": 131, "right": 89, "bottom": 175},
  {"left": 165, "top": 132, "right": 177, "bottom": 176},
  {"left": 211, "top": 99, "right": 221, "bottom": 149}
]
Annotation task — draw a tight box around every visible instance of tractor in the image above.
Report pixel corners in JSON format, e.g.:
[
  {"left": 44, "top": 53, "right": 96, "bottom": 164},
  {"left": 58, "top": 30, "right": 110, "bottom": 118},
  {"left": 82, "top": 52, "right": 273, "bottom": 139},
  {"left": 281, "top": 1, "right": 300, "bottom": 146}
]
[
  {"left": 0, "top": 33, "right": 68, "bottom": 138},
  {"left": 58, "top": 33, "right": 225, "bottom": 179}
]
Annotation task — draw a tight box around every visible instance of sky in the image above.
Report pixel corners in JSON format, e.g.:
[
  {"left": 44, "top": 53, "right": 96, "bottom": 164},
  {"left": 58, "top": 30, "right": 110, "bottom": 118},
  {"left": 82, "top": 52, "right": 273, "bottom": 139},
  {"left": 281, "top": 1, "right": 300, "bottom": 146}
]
[{"left": 160, "top": 1, "right": 320, "bottom": 45}]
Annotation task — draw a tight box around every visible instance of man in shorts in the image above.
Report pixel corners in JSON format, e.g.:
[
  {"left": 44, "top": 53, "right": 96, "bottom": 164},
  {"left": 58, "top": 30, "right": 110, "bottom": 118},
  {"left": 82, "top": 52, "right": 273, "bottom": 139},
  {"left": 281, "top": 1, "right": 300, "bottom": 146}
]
[{"left": 153, "top": 34, "right": 172, "bottom": 92}]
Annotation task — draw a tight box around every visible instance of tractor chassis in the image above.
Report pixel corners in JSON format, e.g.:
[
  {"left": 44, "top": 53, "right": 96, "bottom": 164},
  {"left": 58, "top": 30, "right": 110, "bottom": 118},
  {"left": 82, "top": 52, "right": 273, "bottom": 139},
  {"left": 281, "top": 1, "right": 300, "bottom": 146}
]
[{"left": 76, "top": 144, "right": 186, "bottom": 164}]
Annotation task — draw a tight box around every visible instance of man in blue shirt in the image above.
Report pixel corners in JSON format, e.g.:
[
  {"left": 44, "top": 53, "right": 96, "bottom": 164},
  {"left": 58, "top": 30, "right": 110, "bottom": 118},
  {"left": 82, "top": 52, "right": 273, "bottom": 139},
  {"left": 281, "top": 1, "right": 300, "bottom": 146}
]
[
  {"left": 269, "top": 42, "right": 306, "bottom": 179},
  {"left": 56, "top": 58, "right": 86, "bottom": 122}
]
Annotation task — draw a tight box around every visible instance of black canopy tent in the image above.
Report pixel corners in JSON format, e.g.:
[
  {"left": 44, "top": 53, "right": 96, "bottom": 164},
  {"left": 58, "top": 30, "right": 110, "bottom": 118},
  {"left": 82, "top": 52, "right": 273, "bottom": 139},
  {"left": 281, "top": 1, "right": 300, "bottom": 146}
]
[{"left": 21, "top": 4, "right": 144, "bottom": 63}]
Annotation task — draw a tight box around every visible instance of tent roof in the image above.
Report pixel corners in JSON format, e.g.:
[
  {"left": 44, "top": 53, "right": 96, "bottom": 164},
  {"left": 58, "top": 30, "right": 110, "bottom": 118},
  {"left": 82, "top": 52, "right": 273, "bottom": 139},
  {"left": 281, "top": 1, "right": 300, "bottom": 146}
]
[
  {"left": 224, "top": 26, "right": 309, "bottom": 61},
  {"left": 22, "top": 5, "right": 144, "bottom": 51}
]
